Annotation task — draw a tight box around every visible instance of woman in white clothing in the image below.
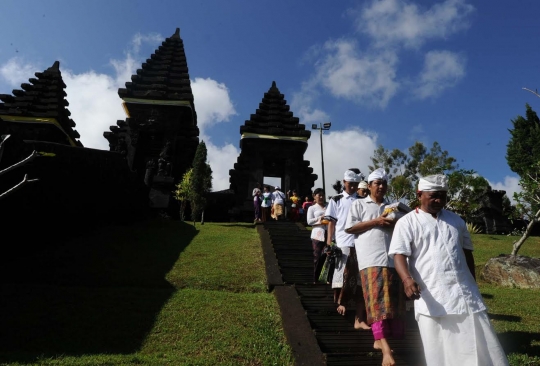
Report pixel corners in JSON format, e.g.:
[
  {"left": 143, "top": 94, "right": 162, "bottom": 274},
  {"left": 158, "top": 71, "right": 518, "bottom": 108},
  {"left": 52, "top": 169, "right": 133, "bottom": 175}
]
[
  {"left": 260, "top": 186, "right": 273, "bottom": 222},
  {"left": 306, "top": 188, "right": 327, "bottom": 283}
]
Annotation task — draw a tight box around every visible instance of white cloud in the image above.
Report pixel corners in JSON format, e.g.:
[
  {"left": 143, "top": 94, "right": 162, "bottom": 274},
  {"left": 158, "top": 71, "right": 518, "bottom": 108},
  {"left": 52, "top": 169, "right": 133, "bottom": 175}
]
[
  {"left": 0, "top": 57, "right": 40, "bottom": 87},
  {"left": 413, "top": 50, "right": 466, "bottom": 99},
  {"left": 357, "top": 0, "right": 475, "bottom": 49},
  {"left": 0, "top": 57, "right": 127, "bottom": 150},
  {"left": 63, "top": 41, "right": 144, "bottom": 149},
  {"left": 409, "top": 124, "right": 428, "bottom": 143},
  {"left": 110, "top": 52, "right": 139, "bottom": 88},
  {"left": 314, "top": 39, "right": 400, "bottom": 108},
  {"left": 191, "top": 77, "right": 237, "bottom": 135},
  {"left": 293, "top": 0, "right": 472, "bottom": 117},
  {"left": 291, "top": 80, "right": 331, "bottom": 124},
  {"left": 63, "top": 69, "right": 126, "bottom": 149},
  {"left": 131, "top": 33, "right": 163, "bottom": 54},
  {"left": 191, "top": 77, "right": 238, "bottom": 191},
  {"left": 205, "top": 141, "right": 239, "bottom": 192},
  {"left": 489, "top": 176, "right": 521, "bottom": 204},
  {"left": 305, "top": 127, "right": 378, "bottom": 194}
]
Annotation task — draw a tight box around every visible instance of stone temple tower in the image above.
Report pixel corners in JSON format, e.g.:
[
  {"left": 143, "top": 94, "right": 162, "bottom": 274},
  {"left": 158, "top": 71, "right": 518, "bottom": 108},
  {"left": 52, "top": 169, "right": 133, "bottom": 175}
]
[
  {"left": 229, "top": 81, "right": 317, "bottom": 219},
  {"left": 104, "top": 28, "right": 199, "bottom": 208}
]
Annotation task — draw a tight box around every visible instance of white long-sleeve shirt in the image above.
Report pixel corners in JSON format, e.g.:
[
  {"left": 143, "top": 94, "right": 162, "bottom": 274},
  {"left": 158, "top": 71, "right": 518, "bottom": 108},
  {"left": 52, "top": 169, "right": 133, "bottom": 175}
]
[{"left": 307, "top": 203, "right": 327, "bottom": 242}]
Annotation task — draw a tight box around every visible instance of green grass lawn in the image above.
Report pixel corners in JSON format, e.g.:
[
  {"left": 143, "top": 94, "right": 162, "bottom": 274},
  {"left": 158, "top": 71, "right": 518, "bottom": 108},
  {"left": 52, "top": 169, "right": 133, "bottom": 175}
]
[
  {"left": 472, "top": 234, "right": 540, "bottom": 365},
  {"left": 0, "top": 220, "right": 293, "bottom": 366},
  {"left": 1, "top": 222, "right": 539, "bottom": 365}
]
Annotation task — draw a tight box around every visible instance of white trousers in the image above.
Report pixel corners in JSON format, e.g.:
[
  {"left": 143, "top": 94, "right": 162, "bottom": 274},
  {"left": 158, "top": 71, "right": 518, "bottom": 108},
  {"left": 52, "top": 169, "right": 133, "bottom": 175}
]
[{"left": 417, "top": 310, "right": 509, "bottom": 366}]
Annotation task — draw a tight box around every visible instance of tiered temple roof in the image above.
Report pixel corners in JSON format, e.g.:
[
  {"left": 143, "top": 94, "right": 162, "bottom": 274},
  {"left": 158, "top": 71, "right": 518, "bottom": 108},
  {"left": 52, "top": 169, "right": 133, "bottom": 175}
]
[
  {"left": 240, "top": 81, "right": 310, "bottom": 139},
  {"left": 0, "top": 61, "right": 82, "bottom": 147},
  {"left": 229, "top": 81, "right": 316, "bottom": 220},
  {"left": 117, "top": 28, "right": 197, "bottom": 120},
  {"left": 104, "top": 28, "right": 199, "bottom": 192}
]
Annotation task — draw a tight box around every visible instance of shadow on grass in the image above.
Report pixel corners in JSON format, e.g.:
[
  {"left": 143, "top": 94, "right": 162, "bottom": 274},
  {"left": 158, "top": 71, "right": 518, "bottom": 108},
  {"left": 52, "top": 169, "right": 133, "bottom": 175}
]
[
  {"left": 498, "top": 331, "right": 540, "bottom": 357},
  {"left": 216, "top": 223, "right": 256, "bottom": 229},
  {"left": 488, "top": 313, "right": 522, "bottom": 322},
  {"left": 0, "top": 218, "right": 197, "bottom": 363},
  {"left": 481, "top": 293, "right": 494, "bottom": 299}
]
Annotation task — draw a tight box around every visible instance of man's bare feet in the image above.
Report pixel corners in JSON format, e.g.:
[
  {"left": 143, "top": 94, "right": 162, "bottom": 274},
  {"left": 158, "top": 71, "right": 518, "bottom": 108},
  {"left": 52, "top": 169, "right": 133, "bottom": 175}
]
[
  {"left": 373, "top": 340, "right": 394, "bottom": 352},
  {"left": 382, "top": 352, "right": 396, "bottom": 366},
  {"left": 354, "top": 317, "right": 371, "bottom": 330},
  {"left": 374, "top": 338, "right": 395, "bottom": 366},
  {"left": 337, "top": 305, "right": 346, "bottom": 315}
]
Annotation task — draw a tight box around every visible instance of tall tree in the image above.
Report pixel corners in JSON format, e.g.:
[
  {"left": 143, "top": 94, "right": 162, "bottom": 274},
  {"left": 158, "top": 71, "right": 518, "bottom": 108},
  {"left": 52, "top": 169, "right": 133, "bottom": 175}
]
[
  {"left": 369, "top": 141, "right": 458, "bottom": 205},
  {"left": 445, "top": 169, "right": 490, "bottom": 222},
  {"left": 332, "top": 180, "right": 342, "bottom": 196},
  {"left": 506, "top": 104, "right": 540, "bottom": 255},
  {"left": 507, "top": 104, "right": 540, "bottom": 177},
  {"left": 190, "top": 141, "right": 213, "bottom": 225},
  {"left": 173, "top": 168, "right": 193, "bottom": 221}
]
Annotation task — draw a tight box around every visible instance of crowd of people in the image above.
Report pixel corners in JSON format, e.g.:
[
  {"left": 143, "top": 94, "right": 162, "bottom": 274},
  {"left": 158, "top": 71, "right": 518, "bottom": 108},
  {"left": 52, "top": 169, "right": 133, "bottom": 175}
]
[
  {"left": 256, "top": 169, "right": 509, "bottom": 366},
  {"left": 252, "top": 184, "right": 314, "bottom": 223}
]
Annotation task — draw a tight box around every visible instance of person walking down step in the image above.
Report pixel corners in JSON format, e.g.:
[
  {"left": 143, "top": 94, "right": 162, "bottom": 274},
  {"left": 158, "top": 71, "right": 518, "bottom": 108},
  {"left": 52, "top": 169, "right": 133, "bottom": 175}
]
[
  {"left": 272, "top": 186, "right": 286, "bottom": 221},
  {"left": 345, "top": 168, "right": 406, "bottom": 366},
  {"left": 325, "top": 169, "right": 370, "bottom": 331},
  {"left": 252, "top": 183, "right": 262, "bottom": 223},
  {"left": 389, "top": 174, "right": 509, "bottom": 366},
  {"left": 261, "top": 186, "right": 273, "bottom": 222},
  {"left": 306, "top": 188, "right": 327, "bottom": 283}
]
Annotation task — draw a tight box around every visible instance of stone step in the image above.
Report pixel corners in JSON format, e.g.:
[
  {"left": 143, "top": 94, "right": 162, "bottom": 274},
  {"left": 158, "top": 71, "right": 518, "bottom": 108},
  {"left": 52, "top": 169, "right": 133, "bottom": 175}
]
[{"left": 262, "top": 223, "right": 427, "bottom": 366}]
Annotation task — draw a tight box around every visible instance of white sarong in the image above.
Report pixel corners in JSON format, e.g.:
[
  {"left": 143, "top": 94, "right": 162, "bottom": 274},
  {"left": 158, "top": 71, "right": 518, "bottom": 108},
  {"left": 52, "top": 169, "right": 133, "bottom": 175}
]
[
  {"left": 417, "top": 310, "right": 508, "bottom": 366},
  {"left": 331, "top": 246, "right": 351, "bottom": 289}
]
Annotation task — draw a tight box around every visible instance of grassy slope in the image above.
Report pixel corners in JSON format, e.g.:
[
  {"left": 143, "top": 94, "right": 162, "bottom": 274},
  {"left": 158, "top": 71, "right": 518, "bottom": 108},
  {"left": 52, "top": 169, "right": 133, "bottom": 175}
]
[
  {"left": 2, "top": 224, "right": 539, "bottom": 365},
  {"left": 472, "top": 234, "right": 540, "bottom": 365},
  {"left": 0, "top": 221, "right": 293, "bottom": 366}
]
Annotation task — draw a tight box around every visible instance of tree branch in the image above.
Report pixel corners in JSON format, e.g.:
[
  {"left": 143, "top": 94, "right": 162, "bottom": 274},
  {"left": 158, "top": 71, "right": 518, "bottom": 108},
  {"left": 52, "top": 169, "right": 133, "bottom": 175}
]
[
  {"left": 0, "top": 174, "right": 39, "bottom": 201},
  {"left": 0, "top": 150, "right": 39, "bottom": 177}
]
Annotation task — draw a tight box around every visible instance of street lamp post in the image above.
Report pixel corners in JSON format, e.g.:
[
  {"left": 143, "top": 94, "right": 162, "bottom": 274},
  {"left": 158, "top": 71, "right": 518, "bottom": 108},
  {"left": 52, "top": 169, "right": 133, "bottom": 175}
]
[{"left": 311, "top": 122, "right": 331, "bottom": 195}]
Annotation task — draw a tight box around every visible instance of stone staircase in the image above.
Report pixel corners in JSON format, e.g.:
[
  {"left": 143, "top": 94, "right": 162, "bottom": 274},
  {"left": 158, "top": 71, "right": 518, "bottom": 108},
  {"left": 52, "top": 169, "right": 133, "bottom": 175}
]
[{"left": 258, "top": 220, "right": 426, "bottom": 366}]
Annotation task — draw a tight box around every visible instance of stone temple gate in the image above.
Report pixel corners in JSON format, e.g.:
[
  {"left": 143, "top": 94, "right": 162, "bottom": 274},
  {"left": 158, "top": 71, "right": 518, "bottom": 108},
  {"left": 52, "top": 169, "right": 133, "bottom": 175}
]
[{"left": 229, "top": 81, "right": 317, "bottom": 219}]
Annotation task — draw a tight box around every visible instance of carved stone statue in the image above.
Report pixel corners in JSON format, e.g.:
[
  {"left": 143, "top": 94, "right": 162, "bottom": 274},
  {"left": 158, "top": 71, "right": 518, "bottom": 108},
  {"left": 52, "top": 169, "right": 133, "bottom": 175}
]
[
  {"left": 144, "top": 158, "right": 156, "bottom": 186},
  {"left": 156, "top": 141, "right": 172, "bottom": 177}
]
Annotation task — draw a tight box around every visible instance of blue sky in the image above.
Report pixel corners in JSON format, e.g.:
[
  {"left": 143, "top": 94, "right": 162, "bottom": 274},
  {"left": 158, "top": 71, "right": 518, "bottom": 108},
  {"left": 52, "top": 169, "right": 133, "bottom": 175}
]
[{"left": 1, "top": 0, "right": 539, "bottom": 199}]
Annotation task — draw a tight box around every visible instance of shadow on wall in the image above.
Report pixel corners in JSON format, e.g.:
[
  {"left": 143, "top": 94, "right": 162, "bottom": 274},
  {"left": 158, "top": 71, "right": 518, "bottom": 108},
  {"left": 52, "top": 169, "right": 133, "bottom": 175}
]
[{"left": 0, "top": 219, "right": 197, "bottom": 363}]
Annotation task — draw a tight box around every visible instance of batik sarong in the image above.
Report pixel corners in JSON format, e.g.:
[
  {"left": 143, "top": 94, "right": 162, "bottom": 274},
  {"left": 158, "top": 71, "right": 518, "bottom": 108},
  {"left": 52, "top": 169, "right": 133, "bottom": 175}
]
[
  {"left": 360, "top": 266, "right": 405, "bottom": 325},
  {"left": 312, "top": 239, "right": 326, "bottom": 283},
  {"left": 272, "top": 203, "right": 284, "bottom": 220}
]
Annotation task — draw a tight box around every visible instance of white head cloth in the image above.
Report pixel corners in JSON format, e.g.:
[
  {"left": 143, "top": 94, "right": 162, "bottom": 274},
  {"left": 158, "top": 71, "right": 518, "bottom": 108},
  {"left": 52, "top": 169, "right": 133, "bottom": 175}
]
[
  {"left": 418, "top": 174, "right": 448, "bottom": 192},
  {"left": 367, "top": 168, "right": 388, "bottom": 183},
  {"left": 358, "top": 181, "right": 368, "bottom": 189},
  {"left": 343, "top": 170, "right": 361, "bottom": 182}
]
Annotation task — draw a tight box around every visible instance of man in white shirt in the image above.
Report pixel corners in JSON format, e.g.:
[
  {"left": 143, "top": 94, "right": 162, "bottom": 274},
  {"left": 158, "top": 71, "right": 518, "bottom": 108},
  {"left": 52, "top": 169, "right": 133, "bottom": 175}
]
[
  {"left": 357, "top": 180, "right": 369, "bottom": 198},
  {"left": 389, "top": 174, "right": 509, "bottom": 366},
  {"left": 271, "top": 186, "right": 286, "bottom": 220},
  {"left": 325, "top": 169, "right": 369, "bottom": 330},
  {"left": 345, "top": 168, "right": 405, "bottom": 366}
]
